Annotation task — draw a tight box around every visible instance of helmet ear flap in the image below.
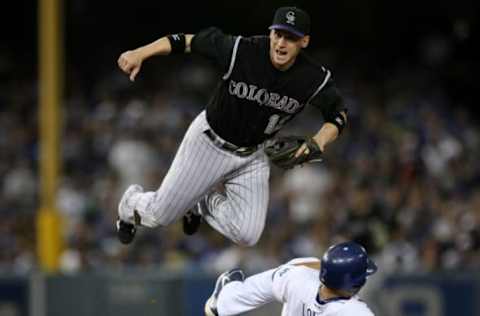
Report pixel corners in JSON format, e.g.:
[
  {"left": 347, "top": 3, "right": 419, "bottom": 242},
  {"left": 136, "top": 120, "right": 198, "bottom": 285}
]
[{"left": 350, "top": 275, "right": 366, "bottom": 289}]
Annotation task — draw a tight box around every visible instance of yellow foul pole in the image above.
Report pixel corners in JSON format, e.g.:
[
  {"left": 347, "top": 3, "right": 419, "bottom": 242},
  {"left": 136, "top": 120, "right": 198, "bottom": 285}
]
[{"left": 37, "top": 0, "right": 64, "bottom": 272}]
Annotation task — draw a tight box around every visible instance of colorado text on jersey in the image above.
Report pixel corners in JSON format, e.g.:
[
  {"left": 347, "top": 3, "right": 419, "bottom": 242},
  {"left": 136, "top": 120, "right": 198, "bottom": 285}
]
[{"left": 228, "top": 80, "right": 302, "bottom": 114}]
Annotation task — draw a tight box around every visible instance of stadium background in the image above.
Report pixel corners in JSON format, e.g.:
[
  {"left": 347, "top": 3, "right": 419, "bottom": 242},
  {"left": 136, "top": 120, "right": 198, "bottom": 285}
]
[{"left": 0, "top": 0, "right": 479, "bottom": 315}]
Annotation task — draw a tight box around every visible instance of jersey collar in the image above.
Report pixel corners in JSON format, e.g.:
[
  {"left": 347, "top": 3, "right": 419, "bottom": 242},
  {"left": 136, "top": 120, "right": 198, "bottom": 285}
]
[{"left": 315, "top": 286, "right": 351, "bottom": 305}]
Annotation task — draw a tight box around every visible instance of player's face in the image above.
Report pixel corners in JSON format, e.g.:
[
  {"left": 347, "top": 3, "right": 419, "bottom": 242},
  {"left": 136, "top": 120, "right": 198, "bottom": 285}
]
[{"left": 269, "top": 29, "right": 309, "bottom": 71}]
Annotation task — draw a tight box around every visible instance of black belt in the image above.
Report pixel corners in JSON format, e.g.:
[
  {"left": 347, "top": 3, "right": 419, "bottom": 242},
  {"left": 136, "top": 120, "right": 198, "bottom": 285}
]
[{"left": 204, "top": 129, "right": 259, "bottom": 157}]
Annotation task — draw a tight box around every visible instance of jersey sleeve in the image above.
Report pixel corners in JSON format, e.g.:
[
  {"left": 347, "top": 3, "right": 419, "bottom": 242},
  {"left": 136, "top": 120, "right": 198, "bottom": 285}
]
[
  {"left": 270, "top": 257, "right": 320, "bottom": 302},
  {"left": 190, "top": 27, "right": 238, "bottom": 72},
  {"left": 308, "top": 75, "right": 347, "bottom": 122},
  {"left": 270, "top": 265, "right": 293, "bottom": 303}
]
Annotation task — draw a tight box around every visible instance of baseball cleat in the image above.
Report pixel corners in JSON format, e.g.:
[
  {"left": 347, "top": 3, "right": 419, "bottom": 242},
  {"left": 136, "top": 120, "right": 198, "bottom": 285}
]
[
  {"left": 117, "top": 185, "right": 144, "bottom": 244},
  {"left": 182, "top": 197, "right": 208, "bottom": 235},
  {"left": 116, "top": 210, "right": 142, "bottom": 244},
  {"left": 182, "top": 208, "right": 202, "bottom": 235},
  {"left": 205, "top": 269, "right": 245, "bottom": 316},
  {"left": 116, "top": 218, "right": 136, "bottom": 244}
]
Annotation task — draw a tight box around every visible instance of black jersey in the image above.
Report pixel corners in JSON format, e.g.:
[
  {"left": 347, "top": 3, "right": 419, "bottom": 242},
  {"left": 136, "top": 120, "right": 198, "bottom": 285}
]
[{"left": 191, "top": 27, "right": 345, "bottom": 147}]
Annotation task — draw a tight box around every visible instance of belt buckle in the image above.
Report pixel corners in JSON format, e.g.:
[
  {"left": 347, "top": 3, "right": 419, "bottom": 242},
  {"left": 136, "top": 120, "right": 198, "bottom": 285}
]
[
  {"left": 215, "top": 139, "right": 224, "bottom": 148},
  {"left": 235, "top": 146, "right": 255, "bottom": 156},
  {"left": 205, "top": 129, "right": 256, "bottom": 157}
]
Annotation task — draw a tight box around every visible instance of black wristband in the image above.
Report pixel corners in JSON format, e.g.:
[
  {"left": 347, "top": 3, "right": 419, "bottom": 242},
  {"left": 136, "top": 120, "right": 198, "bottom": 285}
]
[
  {"left": 326, "top": 110, "right": 347, "bottom": 134},
  {"left": 167, "top": 33, "right": 186, "bottom": 54}
]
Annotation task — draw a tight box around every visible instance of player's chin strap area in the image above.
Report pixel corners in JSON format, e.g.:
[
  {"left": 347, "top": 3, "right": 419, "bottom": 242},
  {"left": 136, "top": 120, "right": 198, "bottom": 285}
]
[{"left": 203, "top": 129, "right": 260, "bottom": 157}]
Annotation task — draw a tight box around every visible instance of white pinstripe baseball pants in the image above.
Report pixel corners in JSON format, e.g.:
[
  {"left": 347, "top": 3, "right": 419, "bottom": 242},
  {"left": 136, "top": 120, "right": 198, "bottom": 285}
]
[{"left": 118, "top": 111, "right": 270, "bottom": 246}]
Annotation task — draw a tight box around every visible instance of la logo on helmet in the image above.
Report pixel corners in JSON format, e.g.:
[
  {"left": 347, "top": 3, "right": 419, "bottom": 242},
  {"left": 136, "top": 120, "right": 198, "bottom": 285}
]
[{"left": 286, "top": 11, "right": 296, "bottom": 25}]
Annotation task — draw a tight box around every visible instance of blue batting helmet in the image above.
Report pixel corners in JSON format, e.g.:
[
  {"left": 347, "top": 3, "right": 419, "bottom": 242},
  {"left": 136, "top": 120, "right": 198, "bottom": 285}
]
[{"left": 320, "top": 241, "right": 377, "bottom": 292}]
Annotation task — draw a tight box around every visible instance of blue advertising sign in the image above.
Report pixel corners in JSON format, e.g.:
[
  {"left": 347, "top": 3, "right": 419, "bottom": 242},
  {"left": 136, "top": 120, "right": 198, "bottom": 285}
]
[
  {"left": 0, "top": 278, "right": 29, "bottom": 316},
  {"left": 380, "top": 274, "right": 478, "bottom": 316}
]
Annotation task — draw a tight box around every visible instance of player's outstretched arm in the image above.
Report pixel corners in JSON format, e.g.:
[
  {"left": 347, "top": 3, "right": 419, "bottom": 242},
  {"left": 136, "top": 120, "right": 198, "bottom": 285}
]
[
  {"left": 311, "top": 110, "right": 347, "bottom": 151},
  {"left": 214, "top": 269, "right": 278, "bottom": 315},
  {"left": 117, "top": 34, "right": 194, "bottom": 82},
  {"left": 293, "top": 110, "right": 346, "bottom": 159},
  {"left": 210, "top": 263, "right": 303, "bottom": 315}
]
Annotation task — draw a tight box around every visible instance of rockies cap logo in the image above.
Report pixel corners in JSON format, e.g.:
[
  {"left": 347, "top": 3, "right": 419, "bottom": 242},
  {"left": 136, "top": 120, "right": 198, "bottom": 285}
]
[{"left": 286, "top": 11, "right": 296, "bottom": 25}]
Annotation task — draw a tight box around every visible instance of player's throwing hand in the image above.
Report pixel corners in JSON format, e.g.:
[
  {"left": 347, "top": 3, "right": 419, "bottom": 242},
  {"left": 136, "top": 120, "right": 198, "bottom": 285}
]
[{"left": 117, "top": 50, "right": 143, "bottom": 82}]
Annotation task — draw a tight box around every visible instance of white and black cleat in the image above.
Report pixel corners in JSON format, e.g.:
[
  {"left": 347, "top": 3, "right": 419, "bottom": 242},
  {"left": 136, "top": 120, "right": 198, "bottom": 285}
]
[
  {"left": 116, "top": 218, "right": 136, "bottom": 244},
  {"left": 182, "top": 205, "right": 202, "bottom": 235},
  {"left": 205, "top": 269, "right": 245, "bottom": 316},
  {"left": 116, "top": 211, "right": 142, "bottom": 244},
  {"left": 183, "top": 197, "right": 208, "bottom": 235}
]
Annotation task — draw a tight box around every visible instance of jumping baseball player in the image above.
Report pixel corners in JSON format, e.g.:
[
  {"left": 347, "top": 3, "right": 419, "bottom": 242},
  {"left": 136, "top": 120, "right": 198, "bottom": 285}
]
[
  {"left": 116, "top": 7, "right": 348, "bottom": 246},
  {"left": 204, "top": 241, "right": 377, "bottom": 316}
]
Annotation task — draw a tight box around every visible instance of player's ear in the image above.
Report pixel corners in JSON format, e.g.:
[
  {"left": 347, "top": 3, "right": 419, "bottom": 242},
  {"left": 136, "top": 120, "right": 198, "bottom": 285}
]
[{"left": 300, "top": 35, "right": 310, "bottom": 48}]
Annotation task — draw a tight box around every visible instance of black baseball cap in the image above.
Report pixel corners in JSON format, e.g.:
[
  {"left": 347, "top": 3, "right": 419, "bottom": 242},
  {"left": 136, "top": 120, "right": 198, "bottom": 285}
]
[{"left": 269, "top": 7, "right": 311, "bottom": 38}]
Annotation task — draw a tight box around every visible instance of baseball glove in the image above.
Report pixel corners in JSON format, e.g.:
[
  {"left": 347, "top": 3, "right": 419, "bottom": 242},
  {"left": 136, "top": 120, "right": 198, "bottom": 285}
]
[{"left": 264, "top": 136, "right": 323, "bottom": 170}]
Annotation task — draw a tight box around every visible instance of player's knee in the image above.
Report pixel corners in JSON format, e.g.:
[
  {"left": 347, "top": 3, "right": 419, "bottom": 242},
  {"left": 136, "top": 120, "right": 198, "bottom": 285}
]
[
  {"left": 235, "top": 230, "right": 262, "bottom": 247},
  {"left": 235, "top": 238, "right": 257, "bottom": 247}
]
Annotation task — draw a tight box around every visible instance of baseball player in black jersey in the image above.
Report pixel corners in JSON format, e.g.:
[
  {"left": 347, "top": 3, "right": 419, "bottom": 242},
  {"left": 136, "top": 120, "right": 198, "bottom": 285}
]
[{"left": 116, "top": 7, "right": 347, "bottom": 246}]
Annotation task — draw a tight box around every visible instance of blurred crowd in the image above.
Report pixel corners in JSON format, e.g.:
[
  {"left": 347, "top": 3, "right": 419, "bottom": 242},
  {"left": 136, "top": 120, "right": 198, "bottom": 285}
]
[{"left": 1, "top": 30, "right": 479, "bottom": 277}]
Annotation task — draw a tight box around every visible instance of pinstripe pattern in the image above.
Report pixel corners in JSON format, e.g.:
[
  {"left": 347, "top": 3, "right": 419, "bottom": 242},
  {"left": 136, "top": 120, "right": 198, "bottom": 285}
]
[
  {"left": 132, "top": 111, "right": 270, "bottom": 245},
  {"left": 204, "top": 153, "right": 270, "bottom": 246}
]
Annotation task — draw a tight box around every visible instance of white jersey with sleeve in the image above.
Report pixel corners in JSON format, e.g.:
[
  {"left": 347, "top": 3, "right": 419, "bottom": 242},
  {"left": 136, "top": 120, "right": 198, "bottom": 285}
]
[{"left": 216, "top": 257, "right": 374, "bottom": 316}]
